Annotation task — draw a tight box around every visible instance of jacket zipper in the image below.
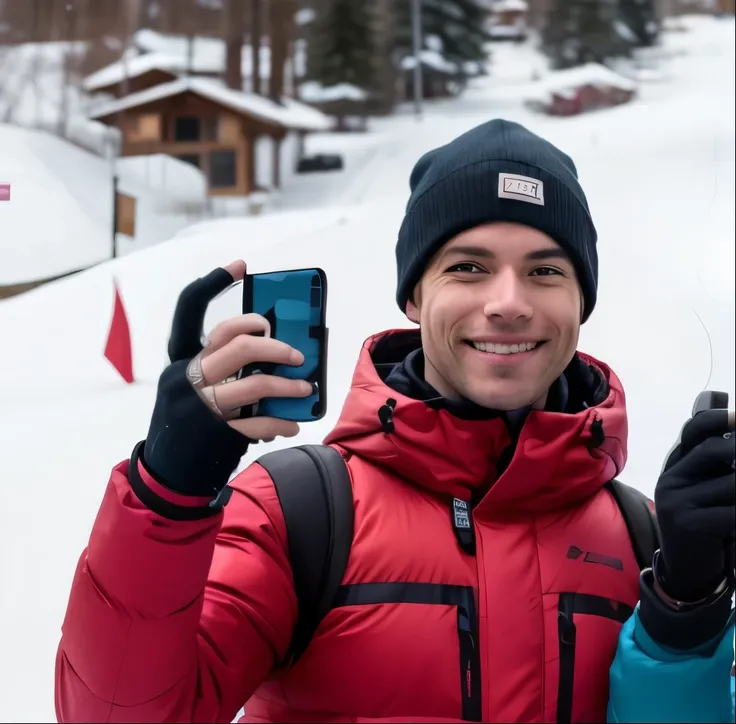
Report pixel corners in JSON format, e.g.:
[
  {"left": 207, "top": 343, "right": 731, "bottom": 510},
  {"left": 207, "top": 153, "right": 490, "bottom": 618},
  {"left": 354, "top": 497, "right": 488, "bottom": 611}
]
[
  {"left": 556, "top": 593, "right": 634, "bottom": 724},
  {"left": 457, "top": 588, "right": 482, "bottom": 721}
]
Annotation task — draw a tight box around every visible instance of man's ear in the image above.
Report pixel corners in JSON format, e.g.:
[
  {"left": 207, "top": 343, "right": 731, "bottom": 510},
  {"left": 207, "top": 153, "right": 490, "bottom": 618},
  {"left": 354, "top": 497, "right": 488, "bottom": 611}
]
[
  {"left": 406, "top": 283, "right": 422, "bottom": 324},
  {"left": 405, "top": 280, "right": 422, "bottom": 324}
]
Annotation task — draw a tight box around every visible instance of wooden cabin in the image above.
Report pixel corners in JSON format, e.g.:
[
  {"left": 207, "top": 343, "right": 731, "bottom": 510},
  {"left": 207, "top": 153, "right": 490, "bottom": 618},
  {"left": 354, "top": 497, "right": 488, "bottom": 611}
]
[
  {"left": 88, "top": 77, "right": 330, "bottom": 196},
  {"left": 488, "top": 0, "right": 529, "bottom": 41}
]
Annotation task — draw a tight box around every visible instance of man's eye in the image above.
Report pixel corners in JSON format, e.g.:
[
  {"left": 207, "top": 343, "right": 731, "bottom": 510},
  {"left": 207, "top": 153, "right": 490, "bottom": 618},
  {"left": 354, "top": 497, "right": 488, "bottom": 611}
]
[
  {"left": 530, "top": 266, "right": 563, "bottom": 277},
  {"left": 446, "top": 262, "right": 483, "bottom": 273}
]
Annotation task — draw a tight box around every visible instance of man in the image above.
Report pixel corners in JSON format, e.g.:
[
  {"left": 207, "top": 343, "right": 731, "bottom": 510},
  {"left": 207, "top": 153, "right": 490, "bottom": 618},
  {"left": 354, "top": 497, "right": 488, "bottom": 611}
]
[{"left": 56, "top": 120, "right": 735, "bottom": 723}]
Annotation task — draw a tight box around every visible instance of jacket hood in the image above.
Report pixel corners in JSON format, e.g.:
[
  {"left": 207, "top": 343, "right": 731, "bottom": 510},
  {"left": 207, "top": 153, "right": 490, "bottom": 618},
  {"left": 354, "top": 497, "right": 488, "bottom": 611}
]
[{"left": 324, "top": 329, "right": 628, "bottom": 513}]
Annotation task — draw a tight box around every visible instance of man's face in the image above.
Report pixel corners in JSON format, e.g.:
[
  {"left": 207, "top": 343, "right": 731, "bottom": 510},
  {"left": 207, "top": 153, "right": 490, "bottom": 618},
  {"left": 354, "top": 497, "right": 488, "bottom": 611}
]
[{"left": 406, "top": 222, "right": 583, "bottom": 411}]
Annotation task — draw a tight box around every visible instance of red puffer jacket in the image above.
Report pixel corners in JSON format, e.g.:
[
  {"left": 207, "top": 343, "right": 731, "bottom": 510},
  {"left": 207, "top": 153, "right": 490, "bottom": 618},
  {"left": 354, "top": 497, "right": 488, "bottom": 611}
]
[{"left": 56, "top": 330, "right": 640, "bottom": 723}]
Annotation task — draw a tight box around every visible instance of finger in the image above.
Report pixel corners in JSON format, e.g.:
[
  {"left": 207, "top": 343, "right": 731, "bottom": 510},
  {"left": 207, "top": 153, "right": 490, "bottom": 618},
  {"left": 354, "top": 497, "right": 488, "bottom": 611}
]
[
  {"left": 679, "top": 505, "right": 736, "bottom": 538},
  {"left": 168, "top": 262, "right": 243, "bottom": 362},
  {"left": 201, "top": 313, "right": 272, "bottom": 359},
  {"left": 671, "top": 434, "right": 736, "bottom": 480},
  {"left": 228, "top": 416, "right": 300, "bottom": 441},
  {"left": 223, "top": 259, "right": 246, "bottom": 281},
  {"left": 201, "top": 334, "right": 304, "bottom": 385},
  {"left": 214, "top": 374, "right": 313, "bottom": 412},
  {"left": 680, "top": 409, "right": 734, "bottom": 456}
]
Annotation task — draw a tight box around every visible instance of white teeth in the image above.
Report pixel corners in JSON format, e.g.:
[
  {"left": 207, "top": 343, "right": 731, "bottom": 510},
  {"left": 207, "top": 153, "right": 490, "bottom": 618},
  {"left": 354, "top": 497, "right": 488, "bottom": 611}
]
[{"left": 472, "top": 341, "right": 539, "bottom": 355}]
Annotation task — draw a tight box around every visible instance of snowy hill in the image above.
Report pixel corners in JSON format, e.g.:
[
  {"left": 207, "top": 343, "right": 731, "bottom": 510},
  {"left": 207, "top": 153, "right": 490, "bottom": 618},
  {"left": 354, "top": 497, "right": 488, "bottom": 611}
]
[
  {"left": 0, "top": 15, "right": 733, "bottom": 723},
  {"left": 0, "top": 124, "right": 209, "bottom": 285}
]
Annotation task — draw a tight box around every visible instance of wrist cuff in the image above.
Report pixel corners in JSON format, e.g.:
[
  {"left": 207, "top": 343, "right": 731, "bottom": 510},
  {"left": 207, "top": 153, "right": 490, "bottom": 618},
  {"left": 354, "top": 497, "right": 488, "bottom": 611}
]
[
  {"left": 639, "top": 567, "right": 734, "bottom": 650},
  {"left": 131, "top": 441, "right": 232, "bottom": 520}
]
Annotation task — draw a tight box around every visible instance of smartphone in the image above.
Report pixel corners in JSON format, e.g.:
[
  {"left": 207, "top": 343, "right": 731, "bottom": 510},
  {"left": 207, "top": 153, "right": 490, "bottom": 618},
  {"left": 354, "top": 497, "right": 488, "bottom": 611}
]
[{"left": 239, "top": 268, "right": 328, "bottom": 422}]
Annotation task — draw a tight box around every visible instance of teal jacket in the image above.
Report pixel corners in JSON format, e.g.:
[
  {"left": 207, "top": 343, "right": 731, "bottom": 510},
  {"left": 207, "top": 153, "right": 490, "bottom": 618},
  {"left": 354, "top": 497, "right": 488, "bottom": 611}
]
[{"left": 608, "top": 607, "right": 735, "bottom": 723}]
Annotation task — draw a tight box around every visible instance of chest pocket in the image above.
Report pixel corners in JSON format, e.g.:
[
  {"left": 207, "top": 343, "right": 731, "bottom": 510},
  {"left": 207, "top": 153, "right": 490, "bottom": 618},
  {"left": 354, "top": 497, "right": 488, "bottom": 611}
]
[
  {"left": 332, "top": 582, "right": 481, "bottom": 720},
  {"left": 556, "top": 593, "right": 634, "bottom": 723},
  {"left": 258, "top": 446, "right": 483, "bottom": 721}
]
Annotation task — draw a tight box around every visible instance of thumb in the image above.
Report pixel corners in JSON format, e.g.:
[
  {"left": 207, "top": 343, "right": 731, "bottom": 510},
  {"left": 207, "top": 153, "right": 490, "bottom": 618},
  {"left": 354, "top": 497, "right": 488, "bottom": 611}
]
[
  {"left": 662, "top": 408, "right": 734, "bottom": 475},
  {"left": 681, "top": 409, "right": 734, "bottom": 457}
]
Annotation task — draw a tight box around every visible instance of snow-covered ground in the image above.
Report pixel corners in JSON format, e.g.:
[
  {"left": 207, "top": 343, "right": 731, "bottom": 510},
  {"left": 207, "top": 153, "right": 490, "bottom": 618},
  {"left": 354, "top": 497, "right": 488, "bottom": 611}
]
[
  {"left": 0, "top": 123, "right": 211, "bottom": 284},
  {"left": 0, "top": 15, "right": 734, "bottom": 723}
]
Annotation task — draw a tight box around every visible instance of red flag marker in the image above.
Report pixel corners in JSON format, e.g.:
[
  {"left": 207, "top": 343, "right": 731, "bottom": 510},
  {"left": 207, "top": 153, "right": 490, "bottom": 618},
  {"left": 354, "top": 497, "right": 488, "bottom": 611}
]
[{"left": 104, "top": 279, "right": 134, "bottom": 384}]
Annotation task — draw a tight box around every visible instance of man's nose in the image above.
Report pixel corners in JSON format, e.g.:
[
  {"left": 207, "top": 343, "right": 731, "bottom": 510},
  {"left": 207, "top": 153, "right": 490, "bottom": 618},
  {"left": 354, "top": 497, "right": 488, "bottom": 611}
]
[{"left": 482, "top": 269, "right": 534, "bottom": 322}]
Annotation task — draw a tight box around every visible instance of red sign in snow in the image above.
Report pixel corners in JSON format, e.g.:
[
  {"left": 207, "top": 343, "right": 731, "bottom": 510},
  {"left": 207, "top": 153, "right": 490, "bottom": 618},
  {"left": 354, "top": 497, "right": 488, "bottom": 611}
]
[
  {"left": 0, "top": 184, "right": 10, "bottom": 202},
  {"left": 104, "top": 279, "right": 135, "bottom": 384}
]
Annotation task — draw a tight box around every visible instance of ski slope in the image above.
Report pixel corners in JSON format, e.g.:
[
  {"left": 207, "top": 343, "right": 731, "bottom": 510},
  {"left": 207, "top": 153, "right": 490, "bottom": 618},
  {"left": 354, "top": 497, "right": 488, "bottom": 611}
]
[{"left": 0, "top": 15, "right": 733, "bottom": 723}]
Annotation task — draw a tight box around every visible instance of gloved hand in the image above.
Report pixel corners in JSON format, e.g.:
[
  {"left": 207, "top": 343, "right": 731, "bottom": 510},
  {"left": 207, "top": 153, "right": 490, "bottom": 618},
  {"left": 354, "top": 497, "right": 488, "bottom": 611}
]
[
  {"left": 654, "top": 407, "right": 735, "bottom": 602},
  {"left": 141, "top": 260, "right": 312, "bottom": 498}
]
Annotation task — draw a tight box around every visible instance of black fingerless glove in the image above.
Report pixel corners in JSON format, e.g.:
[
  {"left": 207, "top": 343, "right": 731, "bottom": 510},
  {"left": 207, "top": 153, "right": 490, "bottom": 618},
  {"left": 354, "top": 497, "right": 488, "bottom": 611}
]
[
  {"left": 143, "top": 359, "right": 250, "bottom": 497},
  {"left": 139, "top": 266, "right": 250, "bottom": 498}
]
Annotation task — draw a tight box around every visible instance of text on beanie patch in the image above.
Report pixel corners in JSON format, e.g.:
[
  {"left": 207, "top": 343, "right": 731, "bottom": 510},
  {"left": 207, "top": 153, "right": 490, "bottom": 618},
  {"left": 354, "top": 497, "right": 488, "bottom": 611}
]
[{"left": 498, "top": 172, "right": 545, "bottom": 206}]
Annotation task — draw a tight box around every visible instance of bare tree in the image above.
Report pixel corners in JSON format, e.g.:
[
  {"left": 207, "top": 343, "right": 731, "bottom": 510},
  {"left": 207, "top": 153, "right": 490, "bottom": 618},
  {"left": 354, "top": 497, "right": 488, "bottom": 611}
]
[
  {"left": 250, "top": 0, "right": 262, "bottom": 93},
  {"left": 57, "top": 1, "right": 78, "bottom": 137},
  {"left": 269, "top": 0, "right": 297, "bottom": 101},
  {"left": 222, "top": 0, "right": 247, "bottom": 90}
]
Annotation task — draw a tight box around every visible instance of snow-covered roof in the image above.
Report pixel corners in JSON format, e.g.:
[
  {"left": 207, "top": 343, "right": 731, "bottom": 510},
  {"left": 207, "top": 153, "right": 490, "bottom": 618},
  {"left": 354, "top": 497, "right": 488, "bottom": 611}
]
[
  {"left": 134, "top": 28, "right": 307, "bottom": 78},
  {"left": 88, "top": 77, "right": 332, "bottom": 132},
  {"left": 84, "top": 52, "right": 185, "bottom": 91},
  {"left": 526, "top": 63, "right": 637, "bottom": 102},
  {"left": 85, "top": 29, "right": 309, "bottom": 93},
  {"left": 492, "top": 0, "right": 529, "bottom": 11},
  {"left": 299, "top": 82, "right": 369, "bottom": 103}
]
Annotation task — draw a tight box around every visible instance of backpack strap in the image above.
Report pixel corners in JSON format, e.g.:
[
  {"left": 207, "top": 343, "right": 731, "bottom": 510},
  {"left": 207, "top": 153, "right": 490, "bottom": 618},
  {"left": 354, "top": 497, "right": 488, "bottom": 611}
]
[
  {"left": 605, "top": 479, "right": 660, "bottom": 572},
  {"left": 256, "top": 444, "right": 354, "bottom": 667}
]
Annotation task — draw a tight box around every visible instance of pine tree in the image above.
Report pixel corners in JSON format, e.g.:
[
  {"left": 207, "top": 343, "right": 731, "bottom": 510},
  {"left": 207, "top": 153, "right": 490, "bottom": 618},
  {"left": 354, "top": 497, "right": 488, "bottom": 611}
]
[
  {"left": 619, "top": 0, "right": 660, "bottom": 48},
  {"left": 307, "top": 0, "right": 377, "bottom": 89},
  {"left": 542, "top": 0, "right": 634, "bottom": 70},
  {"left": 393, "top": 0, "right": 492, "bottom": 76}
]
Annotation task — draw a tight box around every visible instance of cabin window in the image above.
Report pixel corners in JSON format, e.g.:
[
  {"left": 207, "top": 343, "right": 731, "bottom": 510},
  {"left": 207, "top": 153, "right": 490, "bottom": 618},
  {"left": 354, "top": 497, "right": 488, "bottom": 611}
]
[
  {"left": 174, "top": 117, "right": 200, "bottom": 142},
  {"left": 209, "top": 150, "right": 237, "bottom": 188},
  {"left": 174, "top": 116, "right": 219, "bottom": 142}
]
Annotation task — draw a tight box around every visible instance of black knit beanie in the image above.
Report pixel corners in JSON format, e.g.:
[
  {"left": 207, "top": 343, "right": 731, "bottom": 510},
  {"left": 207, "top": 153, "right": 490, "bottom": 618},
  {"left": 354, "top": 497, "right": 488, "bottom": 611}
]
[{"left": 395, "top": 119, "right": 599, "bottom": 322}]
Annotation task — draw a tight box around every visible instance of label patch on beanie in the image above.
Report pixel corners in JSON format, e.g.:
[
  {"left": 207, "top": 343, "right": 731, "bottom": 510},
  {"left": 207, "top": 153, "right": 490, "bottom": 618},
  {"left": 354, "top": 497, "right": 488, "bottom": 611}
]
[{"left": 498, "top": 173, "right": 544, "bottom": 206}]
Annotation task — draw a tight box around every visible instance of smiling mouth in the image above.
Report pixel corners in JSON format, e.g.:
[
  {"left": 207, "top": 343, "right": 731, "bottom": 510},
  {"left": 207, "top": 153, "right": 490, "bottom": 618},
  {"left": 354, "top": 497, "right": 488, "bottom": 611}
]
[{"left": 465, "top": 340, "right": 546, "bottom": 356}]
